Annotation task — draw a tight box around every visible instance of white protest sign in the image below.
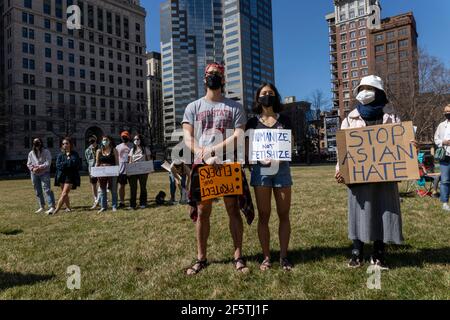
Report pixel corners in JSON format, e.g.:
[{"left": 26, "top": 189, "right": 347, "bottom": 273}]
[
  {"left": 91, "top": 166, "right": 120, "bottom": 177},
  {"left": 249, "top": 129, "right": 292, "bottom": 161},
  {"left": 125, "top": 161, "right": 154, "bottom": 176},
  {"left": 161, "top": 161, "right": 171, "bottom": 172}
]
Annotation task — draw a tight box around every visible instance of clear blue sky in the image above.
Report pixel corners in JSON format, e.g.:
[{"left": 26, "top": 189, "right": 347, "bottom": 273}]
[{"left": 144, "top": 0, "right": 450, "bottom": 106}]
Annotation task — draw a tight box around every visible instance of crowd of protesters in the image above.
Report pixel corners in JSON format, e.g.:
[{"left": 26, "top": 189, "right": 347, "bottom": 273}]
[{"left": 25, "top": 62, "right": 448, "bottom": 274}]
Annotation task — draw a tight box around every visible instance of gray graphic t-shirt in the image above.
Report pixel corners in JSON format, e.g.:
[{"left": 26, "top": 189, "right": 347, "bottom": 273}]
[{"left": 182, "top": 97, "right": 246, "bottom": 150}]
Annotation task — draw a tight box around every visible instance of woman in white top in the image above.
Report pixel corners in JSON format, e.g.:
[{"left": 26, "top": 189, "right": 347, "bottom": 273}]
[
  {"left": 434, "top": 104, "right": 450, "bottom": 212},
  {"left": 128, "top": 134, "right": 152, "bottom": 209},
  {"left": 27, "top": 138, "right": 55, "bottom": 214}
]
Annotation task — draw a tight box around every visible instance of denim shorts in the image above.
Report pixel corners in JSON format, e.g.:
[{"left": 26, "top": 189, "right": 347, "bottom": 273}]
[{"left": 250, "top": 162, "right": 293, "bottom": 188}]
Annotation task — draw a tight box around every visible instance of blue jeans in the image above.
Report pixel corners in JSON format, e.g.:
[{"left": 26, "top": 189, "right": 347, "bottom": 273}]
[
  {"left": 440, "top": 161, "right": 450, "bottom": 203},
  {"left": 31, "top": 173, "right": 55, "bottom": 208},
  {"left": 169, "top": 173, "right": 186, "bottom": 200},
  {"left": 250, "top": 162, "right": 293, "bottom": 188},
  {"left": 99, "top": 177, "right": 118, "bottom": 209}
]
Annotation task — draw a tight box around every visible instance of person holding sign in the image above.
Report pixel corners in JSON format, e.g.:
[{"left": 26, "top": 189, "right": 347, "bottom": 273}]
[
  {"left": 53, "top": 137, "right": 81, "bottom": 215},
  {"left": 128, "top": 134, "right": 152, "bottom": 209},
  {"left": 85, "top": 135, "right": 100, "bottom": 210},
  {"left": 335, "top": 75, "right": 414, "bottom": 269},
  {"left": 433, "top": 104, "right": 450, "bottom": 212},
  {"left": 246, "top": 83, "right": 293, "bottom": 271},
  {"left": 116, "top": 131, "right": 133, "bottom": 209},
  {"left": 169, "top": 160, "right": 191, "bottom": 205},
  {"left": 182, "top": 62, "right": 248, "bottom": 275},
  {"left": 96, "top": 136, "right": 119, "bottom": 213}
]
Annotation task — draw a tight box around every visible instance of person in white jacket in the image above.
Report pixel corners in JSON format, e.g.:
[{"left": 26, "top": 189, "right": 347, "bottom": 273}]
[
  {"left": 27, "top": 138, "right": 55, "bottom": 214},
  {"left": 433, "top": 104, "right": 450, "bottom": 212}
]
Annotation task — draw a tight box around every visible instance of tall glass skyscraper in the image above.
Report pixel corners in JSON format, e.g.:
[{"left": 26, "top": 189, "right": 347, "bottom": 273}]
[
  {"left": 160, "top": 0, "right": 275, "bottom": 144},
  {"left": 160, "top": 0, "right": 224, "bottom": 143},
  {"left": 223, "top": 0, "right": 275, "bottom": 113}
]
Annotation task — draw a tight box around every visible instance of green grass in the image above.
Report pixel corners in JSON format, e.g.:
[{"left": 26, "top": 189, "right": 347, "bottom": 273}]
[{"left": 0, "top": 166, "right": 449, "bottom": 300}]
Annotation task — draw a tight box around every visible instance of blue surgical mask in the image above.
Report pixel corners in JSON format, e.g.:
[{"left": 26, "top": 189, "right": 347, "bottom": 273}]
[{"left": 102, "top": 140, "right": 110, "bottom": 147}]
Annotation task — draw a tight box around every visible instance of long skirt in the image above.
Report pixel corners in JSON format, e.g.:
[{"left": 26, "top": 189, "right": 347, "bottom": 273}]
[{"left": 348, "top": 182, "right": 403, "bottom": 244}]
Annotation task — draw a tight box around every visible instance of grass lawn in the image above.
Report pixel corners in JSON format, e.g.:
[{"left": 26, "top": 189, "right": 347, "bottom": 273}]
[{"left": 0, "top": 166, "right": 448, "bottom": 300}]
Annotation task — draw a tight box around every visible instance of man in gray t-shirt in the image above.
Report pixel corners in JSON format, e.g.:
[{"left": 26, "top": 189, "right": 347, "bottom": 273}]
[{"left": 182, "top": 62, "right": 248, "bottom": 275}]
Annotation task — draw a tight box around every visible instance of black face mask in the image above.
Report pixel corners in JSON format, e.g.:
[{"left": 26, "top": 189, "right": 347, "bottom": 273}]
[
  {"left": 205, "top": 74, "right": 223, "bottom": 90},
  {"left": 258, "top": 95, "right": 278, "bottom": 108},
  {"left": 445, "top": 114, "right": 450, "bottom": 120},
  {"left": 33, "top": 142, "right": 41, "bottom": 148},
  {"left": 122, "top": 137, "right": 129, "bottom": 143}
]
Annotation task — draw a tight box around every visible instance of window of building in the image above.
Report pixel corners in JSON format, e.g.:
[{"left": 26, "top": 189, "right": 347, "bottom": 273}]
[
  {"left": 387, "top": 42, "right": 396, "bottom": 51},
  {"left": 399, "top": 39, "right": 409, "bottom": 48}
]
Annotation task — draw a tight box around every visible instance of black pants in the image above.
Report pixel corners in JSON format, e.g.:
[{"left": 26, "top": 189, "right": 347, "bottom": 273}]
[{"left": 128, "top": 174, "right": 148, "bottom": 208}]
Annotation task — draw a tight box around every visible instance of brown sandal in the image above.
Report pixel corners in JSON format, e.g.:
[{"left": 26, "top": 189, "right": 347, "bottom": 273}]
[
  {"left": 233, "top": 258, "right": 249, "bottom": 273},
  {"left": 260, "top": 258, "right": 272, "bottom": 271},
  {"left": 186, "top": 259, "right": 208, "bottom": 276}
]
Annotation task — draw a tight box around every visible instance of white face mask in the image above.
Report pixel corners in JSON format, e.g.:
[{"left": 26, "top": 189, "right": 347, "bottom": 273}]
[
  {"left": 356, "top": 89, "right": 376, "bottom": 105},
  {"left": 134, "top": 140, "right": 141, "bottom": 146}
]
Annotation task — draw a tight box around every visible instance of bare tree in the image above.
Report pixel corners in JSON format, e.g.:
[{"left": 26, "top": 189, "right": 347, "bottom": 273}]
[
  {"left": 309, "top": 89, "right": 330, "bottom": 111},
  {"left": 379, "top": 48, "right": 450, "bottom": 141}
]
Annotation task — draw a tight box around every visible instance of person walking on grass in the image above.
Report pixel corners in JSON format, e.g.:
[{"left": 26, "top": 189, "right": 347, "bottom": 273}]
[
  {"left": 27, "top": 138, "right": 55, "bottom": 214},
  {"left": 127, "top": 134, "right": 152, "bottom": 210},
  {"left": 182, "top": 62, "right": 248, "bottom": 275},
  {"left": 53, "top": 137, "right": 81, "bottom": 215},
  {"left": 116, "top": 131, "right": 133, "bottom": 208},
  {"left": 434, "top": 103, "right": 450, "bottom": 213},
  {"left": 245, "top": 83, "right": 293, "bottom": 271},
  {"left": 85, "top": 135, "right": 100, "bottom": 210},
  {"left": 335, "top": 75, "right": 418, "bottom": 270},
  {"left": 96, "top": 136, "right": 119, "bottom": 213}
]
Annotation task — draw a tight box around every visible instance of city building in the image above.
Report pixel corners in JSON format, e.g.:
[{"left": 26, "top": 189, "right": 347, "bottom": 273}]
[
  {"left": 370, "top": 12, "right": 419, "bottom": 102},
  {"left": 160, "top": 0, "right": 275, "bottom": 145},
  {"left": 222, "top": 0, "right": 275, "bottom": 113},
  {"left": 160, "top": 0, "right": 224, "bottom": 144},
  {"left": 326, "top": 0, "right": 418, "bottom": 119},
  {"left": 1, "top": 0, "right": 148, "bottom": 171},
  {"left": 146, "top": 51, "right": 164, "bottom": 150}
]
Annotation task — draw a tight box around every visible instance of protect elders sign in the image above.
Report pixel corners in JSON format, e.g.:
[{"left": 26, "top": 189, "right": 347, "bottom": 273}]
[
  {"left": 337, "top": 121, "right": 419, "bottom": 184},
  {"left": 199, "top": 163, "right": 243, "bottom": 201}
]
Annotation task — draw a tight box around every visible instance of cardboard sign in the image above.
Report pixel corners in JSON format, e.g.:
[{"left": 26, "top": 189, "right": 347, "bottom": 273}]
[
  {"left": 249, "top": 129, "right": 292, "bottom": 161},
  {"left": 91, "top": 166, "right": 120, "bottom": 178},
  {"left": 337, "top": 121, "right": 419, "bottom": 184},
  {"left": 198, "top": 163, "right": 243, "bottom": 201},
  {"left": 125, "top": 161, "right": 154, "bottom": 176}
]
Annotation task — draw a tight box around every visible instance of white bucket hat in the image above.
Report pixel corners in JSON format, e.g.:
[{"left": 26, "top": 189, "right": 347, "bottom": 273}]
[{"left": 353, "top": 75, "right": 385, "bottom": 97}]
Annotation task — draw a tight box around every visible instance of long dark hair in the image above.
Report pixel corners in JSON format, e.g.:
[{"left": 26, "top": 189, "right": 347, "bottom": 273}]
[
  {"left": 61, "top": 136, "right": 73, "bottom": 153},
  {"left": 100, "top": 135, "right": 115, "bottom": 151},
  {"left": 132, "top": 134, "right": 146, "bottom": 154},
  {"left": 252, "top": 83, "right": 283, "bottom": 114},
  {"left": 32, "top": 138, "right": 44, "bottom": 157}
]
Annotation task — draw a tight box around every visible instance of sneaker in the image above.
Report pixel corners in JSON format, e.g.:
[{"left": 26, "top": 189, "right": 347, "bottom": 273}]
[
  {"left": 65, "top": 208, "right": 72, "bottom": 213},
  {"left": 370, "top": 256, "right": 389, "bottom": 270},
  {"left": 97, "top": 208, "right": 106, "bottom": 214},
  {"left": 118, "top": 203, "right": 126, "bottom": 209},
  {"left": 347, "top": 250, "right": 364, "bottom": 268},
  {"left": 35, "top": 208, "right": 44, "bottom": 214},
  {"left": 443, "top": 203, "right": 450, "bottom": 211},
  {"left": 139, "top": 205, "right": 146, "bottom": 209},
  {"left": 90, "top": 201, "right": 99, "bottom": 210},
  {"left": 45, "top": 207, "right": 55, "bottom": 215},
  {"left": 112, "top": 207, "right": 117, "bottom": 212}
]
